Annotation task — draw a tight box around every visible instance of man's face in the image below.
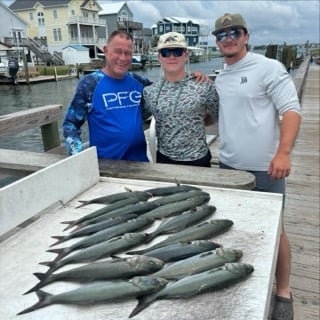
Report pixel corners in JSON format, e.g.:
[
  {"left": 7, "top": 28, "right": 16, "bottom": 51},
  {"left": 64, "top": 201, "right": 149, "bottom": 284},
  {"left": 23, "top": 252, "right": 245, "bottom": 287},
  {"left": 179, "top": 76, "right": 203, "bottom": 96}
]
[
  {"left": 215, "top": 28, "right": 249, "bottom": 59},
  {"left": 104, "top": 35, "right": 133, "bottom": 79}
]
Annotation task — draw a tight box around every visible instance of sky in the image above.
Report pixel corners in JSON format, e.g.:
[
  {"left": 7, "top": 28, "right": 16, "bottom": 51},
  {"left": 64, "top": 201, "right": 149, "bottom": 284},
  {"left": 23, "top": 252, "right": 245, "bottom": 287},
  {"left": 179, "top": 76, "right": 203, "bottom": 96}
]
[{"left": 4, "top": 0, "right": 320, "bottom": 46}]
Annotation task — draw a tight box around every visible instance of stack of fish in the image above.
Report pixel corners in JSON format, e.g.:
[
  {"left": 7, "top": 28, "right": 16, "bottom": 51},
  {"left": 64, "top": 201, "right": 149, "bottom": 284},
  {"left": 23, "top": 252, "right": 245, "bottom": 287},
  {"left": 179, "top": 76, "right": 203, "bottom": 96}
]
[{"left": 18, "top": 184, "right": 254, "bottom": 317}]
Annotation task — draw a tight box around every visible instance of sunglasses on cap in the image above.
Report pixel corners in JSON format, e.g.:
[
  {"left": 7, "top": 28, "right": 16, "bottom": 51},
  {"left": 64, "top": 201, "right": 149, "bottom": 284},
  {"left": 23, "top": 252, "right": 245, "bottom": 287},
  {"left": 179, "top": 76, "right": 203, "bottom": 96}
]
[
  {"left": 216, "top": 28, "right": 244, "bottom": 42},
  {"left": 159, "top": 48, "right": 185, "bottom": 58}
]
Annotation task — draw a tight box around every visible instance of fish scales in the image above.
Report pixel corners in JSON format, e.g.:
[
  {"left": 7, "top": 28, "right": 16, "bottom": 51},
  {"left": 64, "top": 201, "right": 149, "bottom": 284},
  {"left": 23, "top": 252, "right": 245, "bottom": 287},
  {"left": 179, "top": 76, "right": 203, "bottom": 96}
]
[
  {"left": 142, "top": 241, "right": 222, "bottom": 263},
  {"left": 18, "top": 276, "right": 169, "bottom": 315},
  {"left": 42, "top": 233, "right": 148, "bottom": 274},
  {"left": 63, "top": 195, "right": 150, "bottom": 230},
  {"left": 24, "top": 255, "right": 164, "bottom": 294},
  {"left": 76, "top": 190, "right": 152, "bottom": 208},
  {"left": 51, "top": 214, "right": 138, "bottom": 246},
  {"left": 141, "top": 193, "right": 210, "bottom": 219},
  {"left": 128, "top": 219, "right": 233, "bottom": 255},
  {"left": 47, "top": 217, "right": 154, "bottom": 259},
  {"left": 145, "top": 205, "right": 216, "bottom": 243},
  {"left": 129, "top": 263, "right": 254, "bottom": 318},
  {"left": 151, "top": 248, "right": 243, "bottom": 280}
]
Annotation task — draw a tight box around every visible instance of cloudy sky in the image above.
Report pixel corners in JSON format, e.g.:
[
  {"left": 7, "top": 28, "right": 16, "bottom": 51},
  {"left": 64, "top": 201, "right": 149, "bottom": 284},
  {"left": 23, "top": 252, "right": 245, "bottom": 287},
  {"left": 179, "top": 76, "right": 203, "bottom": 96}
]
[{"left": 4, "top": 0, "right": 320, "bottom": 46}]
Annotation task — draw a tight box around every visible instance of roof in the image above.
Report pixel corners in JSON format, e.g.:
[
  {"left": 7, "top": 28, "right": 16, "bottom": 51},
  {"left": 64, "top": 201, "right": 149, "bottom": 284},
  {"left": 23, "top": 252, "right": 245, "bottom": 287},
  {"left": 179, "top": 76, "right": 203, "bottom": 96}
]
[
  {"left": 62, "top": 45, "right": 89, "bottom": 51},
  {"left": 158, "top": 16, "right": 201, "bottom": 25},
  {"left": 99, "top": 1, "right": 132, "bottom": 16},
  {"left": 9, "top": 0, "right": 72, "bottom": 10}
]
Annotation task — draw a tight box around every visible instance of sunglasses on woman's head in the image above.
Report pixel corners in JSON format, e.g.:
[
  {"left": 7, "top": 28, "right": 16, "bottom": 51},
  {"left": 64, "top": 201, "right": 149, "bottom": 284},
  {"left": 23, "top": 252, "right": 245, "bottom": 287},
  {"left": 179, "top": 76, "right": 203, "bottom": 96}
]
[
  {"left": 159, "top": 48, "right": 185, "bottom": 58},
  {"left": 216, "top": 28, "right": 245, "bottom": 42}
]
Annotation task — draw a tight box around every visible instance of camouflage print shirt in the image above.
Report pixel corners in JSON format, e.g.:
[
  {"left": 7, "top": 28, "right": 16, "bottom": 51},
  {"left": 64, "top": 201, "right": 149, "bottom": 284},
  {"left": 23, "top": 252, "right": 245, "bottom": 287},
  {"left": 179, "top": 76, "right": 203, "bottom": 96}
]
[{"left": 142, "top": 75, "right": 219, "bottom": 161}]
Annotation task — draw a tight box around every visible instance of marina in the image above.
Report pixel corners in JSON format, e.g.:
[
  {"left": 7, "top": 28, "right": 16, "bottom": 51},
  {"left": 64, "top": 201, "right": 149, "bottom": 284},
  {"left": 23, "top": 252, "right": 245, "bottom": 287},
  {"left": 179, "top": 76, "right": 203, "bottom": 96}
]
[{"left": 0, "top": 58, "right": 319, "bottom": 319}]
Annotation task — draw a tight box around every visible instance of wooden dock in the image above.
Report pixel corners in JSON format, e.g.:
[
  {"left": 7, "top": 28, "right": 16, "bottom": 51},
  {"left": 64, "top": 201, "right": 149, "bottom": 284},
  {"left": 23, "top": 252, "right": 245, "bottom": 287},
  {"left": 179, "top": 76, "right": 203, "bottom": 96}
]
[{"left": 284, "top": 64, "right": 320, "bottom": 320}]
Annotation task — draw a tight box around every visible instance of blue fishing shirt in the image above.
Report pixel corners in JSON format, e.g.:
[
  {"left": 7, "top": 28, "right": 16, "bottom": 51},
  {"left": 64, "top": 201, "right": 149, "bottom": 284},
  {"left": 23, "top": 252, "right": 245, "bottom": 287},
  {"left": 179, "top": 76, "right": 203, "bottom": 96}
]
[{"left": 63, "top": 70, "right": 151, "bottom": 161}]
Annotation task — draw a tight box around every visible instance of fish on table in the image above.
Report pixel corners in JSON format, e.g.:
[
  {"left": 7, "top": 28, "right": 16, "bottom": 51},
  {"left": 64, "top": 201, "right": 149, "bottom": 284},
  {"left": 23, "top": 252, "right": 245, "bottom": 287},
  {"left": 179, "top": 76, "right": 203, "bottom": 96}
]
[
  {"left": 17, "top": 276, "right": 169, "bottom": 315},
  {"left": 128, "top": 219, "right": 233, "bottom": 255},
  {"left": 24, "top": 255, "right": 164, "bottom": 294},
  {"left": 141, "top": 240, "right": 222, "bottom": 263},
  {"left": 129, "top": 262, "right": 254, "bottom": 318},
  {"left": 41, "top": 233, "right": 149, "bottom": 274},
  {"left": 151, "top": 248, "right": 243, "bottom": 280}
]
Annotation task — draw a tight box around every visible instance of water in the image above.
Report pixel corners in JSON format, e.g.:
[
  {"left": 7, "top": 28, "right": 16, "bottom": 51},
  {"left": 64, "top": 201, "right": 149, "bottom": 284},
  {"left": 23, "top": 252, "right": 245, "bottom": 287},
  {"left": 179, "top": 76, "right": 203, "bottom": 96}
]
[{"left": 0, "top": 58, "right": 224, "bottom": 152}]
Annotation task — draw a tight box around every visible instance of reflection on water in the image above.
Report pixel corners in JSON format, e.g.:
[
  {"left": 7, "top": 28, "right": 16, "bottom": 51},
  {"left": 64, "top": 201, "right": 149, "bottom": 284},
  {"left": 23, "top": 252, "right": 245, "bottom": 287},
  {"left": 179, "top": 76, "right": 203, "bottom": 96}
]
[{"left": 0, "top": 59, "right": 224, "bottom": 152}]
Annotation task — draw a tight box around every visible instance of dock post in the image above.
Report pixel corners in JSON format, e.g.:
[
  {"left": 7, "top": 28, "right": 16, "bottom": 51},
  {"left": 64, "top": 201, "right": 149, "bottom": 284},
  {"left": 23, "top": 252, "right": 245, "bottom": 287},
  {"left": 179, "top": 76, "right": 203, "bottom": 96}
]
[{"left": 40, "top": 122, "right": 61, "bottom": 151}]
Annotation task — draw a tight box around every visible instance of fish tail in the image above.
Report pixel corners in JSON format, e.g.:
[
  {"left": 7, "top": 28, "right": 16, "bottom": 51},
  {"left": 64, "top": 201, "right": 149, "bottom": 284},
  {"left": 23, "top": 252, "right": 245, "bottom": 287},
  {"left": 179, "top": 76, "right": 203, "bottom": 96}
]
[
  {"left": 17, "top": 290, "right": 52, "bottom": 315},
  {"left": 23, "top": 273, "right": 49, "bottom": 295},
  {"left": 61, "top": 221, "right": 77, "bottom": 231},
  {"left": 129, "top": 295, "right": 156, "bottom": 318},
  {"left": 75, "top": 200, "right": 89, "bottom": 208},
  {"left": 50, "top": 236, "right": 67, "bottom": 247},
  {"left": 39, "top": 261, "right": 56, "bottom": 269}
]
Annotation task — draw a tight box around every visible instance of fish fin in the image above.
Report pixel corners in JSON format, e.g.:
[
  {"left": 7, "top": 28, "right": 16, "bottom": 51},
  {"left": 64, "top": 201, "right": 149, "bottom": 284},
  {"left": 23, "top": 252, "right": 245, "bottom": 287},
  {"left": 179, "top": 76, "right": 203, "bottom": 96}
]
[
  {"left": 39, "top": 261, "right": 56, "bottom": 268},
  {"left": 23, "top": 273, "right": 48, "bottom": 295},
  {"left": 46, "top": 247, "right": 64, "bottom": 255},
  {"left": 144, "top": 232, "right": 157, "bottom": 244},
  {"left": 129, "top": 295, "right": 157, "bottom": 318},
  {"left": 17, "top": 290, "right": 52, "bottom": 315},
  {"left": 126, "top": 248, "right": 146, "bottom": 255}
]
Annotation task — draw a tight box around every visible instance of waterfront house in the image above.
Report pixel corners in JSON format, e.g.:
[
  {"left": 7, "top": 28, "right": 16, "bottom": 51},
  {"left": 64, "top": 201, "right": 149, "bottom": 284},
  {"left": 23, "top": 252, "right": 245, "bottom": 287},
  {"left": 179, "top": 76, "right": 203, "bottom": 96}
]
[
  {"left": 99, "top": 1, "right": 145, "bottom": 53},
  {"left": 152, "top": 17, "right": 201, "bottom": 47},
  {"left": 9, "top": 0, "right": 107, "bottom": 63}
]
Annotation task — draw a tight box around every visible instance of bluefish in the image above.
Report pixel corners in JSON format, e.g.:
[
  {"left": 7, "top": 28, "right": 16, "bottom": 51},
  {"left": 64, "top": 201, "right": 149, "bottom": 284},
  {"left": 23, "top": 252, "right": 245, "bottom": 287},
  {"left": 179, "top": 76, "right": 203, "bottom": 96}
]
[
  {"left": 18, "top": 276, "right": 168, "bottom": 315},
  {"left": 129, "top": 263, "right": 254, "bottom": 318},
  {"left": 24, "top": 255, "right": 164, "bottom": 294}
]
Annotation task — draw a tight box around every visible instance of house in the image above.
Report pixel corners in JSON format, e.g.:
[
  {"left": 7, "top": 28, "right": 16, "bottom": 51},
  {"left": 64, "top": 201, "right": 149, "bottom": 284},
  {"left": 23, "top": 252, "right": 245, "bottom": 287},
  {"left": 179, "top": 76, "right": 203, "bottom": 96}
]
[
  {"left": 61, "top": 45, "right": 90, "bottom": 65},
  {"left": 9, "top": 0, "right": 107, "bottom": 62},
  {"left": 152, "top": 17, "right": 201, "bottom": 47},
  {"left": 99, "top": 1, "right": 145, "bottom": 53}
]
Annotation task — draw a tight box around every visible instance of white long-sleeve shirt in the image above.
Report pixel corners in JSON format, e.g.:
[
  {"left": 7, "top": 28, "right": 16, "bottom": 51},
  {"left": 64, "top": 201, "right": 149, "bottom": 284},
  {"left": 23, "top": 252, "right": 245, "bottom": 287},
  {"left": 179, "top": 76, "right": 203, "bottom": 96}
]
[{"left": 215, "top": 52, "right": 301, "bottom": 171}]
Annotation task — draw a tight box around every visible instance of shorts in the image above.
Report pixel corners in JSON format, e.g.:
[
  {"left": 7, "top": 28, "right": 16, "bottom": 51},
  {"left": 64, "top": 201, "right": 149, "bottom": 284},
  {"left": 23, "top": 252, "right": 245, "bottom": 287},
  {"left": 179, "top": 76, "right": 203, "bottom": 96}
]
[
  {"left": 157, "top": 150, "right": 212, "bottom": 167},
  {"left": 219, "top": 162, "right": 286, "bottom": 204}
]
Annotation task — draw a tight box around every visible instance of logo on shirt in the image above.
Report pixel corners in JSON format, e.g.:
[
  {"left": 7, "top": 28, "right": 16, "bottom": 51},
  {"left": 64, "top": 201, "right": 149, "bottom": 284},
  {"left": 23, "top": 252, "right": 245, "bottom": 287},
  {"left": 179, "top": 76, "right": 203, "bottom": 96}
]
[
  {"left": 240, "top": 77, "right": 247, "bottom": 84},
  {"left": 102, "top": 90, "right": 141, "bottom": 109}
]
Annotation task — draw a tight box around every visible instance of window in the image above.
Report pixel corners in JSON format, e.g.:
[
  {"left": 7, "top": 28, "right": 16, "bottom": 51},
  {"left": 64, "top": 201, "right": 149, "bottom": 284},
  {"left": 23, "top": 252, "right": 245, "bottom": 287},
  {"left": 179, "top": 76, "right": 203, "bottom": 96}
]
[
  {"left": 29, "top": 12, "right": 33, "bottom": 21},
  {"left": 38, "top": 12, "right": 45, "bottom": 26},
  {"left": 53, "top": 10, "right": 58, "bottom": 19},
  {"left": 71, "top": 9, "right": 75, "bottom": 15},
  {"left": 53, "top": 28, "right": 62, "bottom": 41}
]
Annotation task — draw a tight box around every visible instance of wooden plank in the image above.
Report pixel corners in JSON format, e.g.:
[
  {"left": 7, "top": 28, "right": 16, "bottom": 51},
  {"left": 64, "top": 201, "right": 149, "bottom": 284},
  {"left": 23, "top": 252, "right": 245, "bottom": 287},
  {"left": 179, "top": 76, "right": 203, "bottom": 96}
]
[
  {"left": 0, "top": 104, "right": 63, "bottom": 137},
  {"left": 98, "top": 158, "right": 256, "bottom": 190}
]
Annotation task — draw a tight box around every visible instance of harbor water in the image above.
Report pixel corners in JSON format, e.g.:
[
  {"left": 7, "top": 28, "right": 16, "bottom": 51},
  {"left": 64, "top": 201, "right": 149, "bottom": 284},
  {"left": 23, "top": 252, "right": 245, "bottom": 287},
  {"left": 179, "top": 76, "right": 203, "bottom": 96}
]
[{"left": 0, "top": 58, "right": 224, "bottom": 152}]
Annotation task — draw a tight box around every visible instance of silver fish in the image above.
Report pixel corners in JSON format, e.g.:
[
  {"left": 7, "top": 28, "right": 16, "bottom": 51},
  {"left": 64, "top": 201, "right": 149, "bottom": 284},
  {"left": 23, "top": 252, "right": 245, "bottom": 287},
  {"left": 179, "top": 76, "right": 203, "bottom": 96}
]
[
  {"left": 145, "top": 205, "right": 216, "bottom": 243},
  {"left": 76, "top": 190, "right": 152, "bottom": 208},
  {"left": 129, "top": 262, "right": 254, "bottom": 318},
  {"left": 128, "top": 219, "right": 233, "bottom": 255},
  {"left": 47, "top": 217, "right": 154, "bottom": 258},
  {"left": 18, "top": 276, "right": 169, "bottom": 315},
  {"left": 141, "top": 193, "right": 210, "bottom": 219},
  {"left": 142, "top": 240, "right": 222, "bottom": 263},
  {"left": 152, "top": 248, "right": 243, "bottom": 280},
  {"left": 62, "top": 195, "right": 149, "bottom": 230},
  {"left": 24, "top": 255, "right": 164, "bottom": 294},
  {"left": 41, "top": 233, "right": 148, "bottom": 274},
  {"left": 144, "top": 184, "right": 201, "bottom": 196},
  {"left": 51, "top": 214, "right": 138, "bottom": 246}
]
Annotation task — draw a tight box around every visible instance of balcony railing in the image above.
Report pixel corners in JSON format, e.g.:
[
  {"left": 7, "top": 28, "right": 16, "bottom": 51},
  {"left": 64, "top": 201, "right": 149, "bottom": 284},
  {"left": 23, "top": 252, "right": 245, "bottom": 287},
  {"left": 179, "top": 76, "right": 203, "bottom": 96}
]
[{"left": 67, "top": 16, "right": 106, "bottom": 26}]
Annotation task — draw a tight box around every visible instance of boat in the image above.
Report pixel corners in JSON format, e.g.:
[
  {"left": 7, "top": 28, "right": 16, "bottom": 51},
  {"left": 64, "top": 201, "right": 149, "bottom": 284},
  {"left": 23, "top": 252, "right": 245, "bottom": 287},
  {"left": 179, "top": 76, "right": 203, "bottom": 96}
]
[
  {"left": 131, "top": 53, "right": 148, "bottom": 70},
  {"left": 0, "top": 44, "right": 23, "bottom": 84}
]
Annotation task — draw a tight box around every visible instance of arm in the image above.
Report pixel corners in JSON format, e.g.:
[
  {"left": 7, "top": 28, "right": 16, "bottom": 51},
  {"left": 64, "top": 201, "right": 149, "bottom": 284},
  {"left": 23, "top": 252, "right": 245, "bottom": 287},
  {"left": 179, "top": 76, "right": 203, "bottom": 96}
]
[
  {"left": 62, "top": 77, "right": 91, "bottom": 155},
  {"left": 268, "top": 110, "right": 301, "bottom": 179}
]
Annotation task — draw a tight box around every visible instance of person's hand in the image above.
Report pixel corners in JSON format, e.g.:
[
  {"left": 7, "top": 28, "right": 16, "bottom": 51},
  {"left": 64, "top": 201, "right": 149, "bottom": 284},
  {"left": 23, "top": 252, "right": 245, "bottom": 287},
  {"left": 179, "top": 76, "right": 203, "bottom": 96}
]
[
  {"left": 268, "top": 153, "right": 291, "bottom": 179},
  {"left": 191, "top": 71, "right": 212, "bottom": 83}
]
